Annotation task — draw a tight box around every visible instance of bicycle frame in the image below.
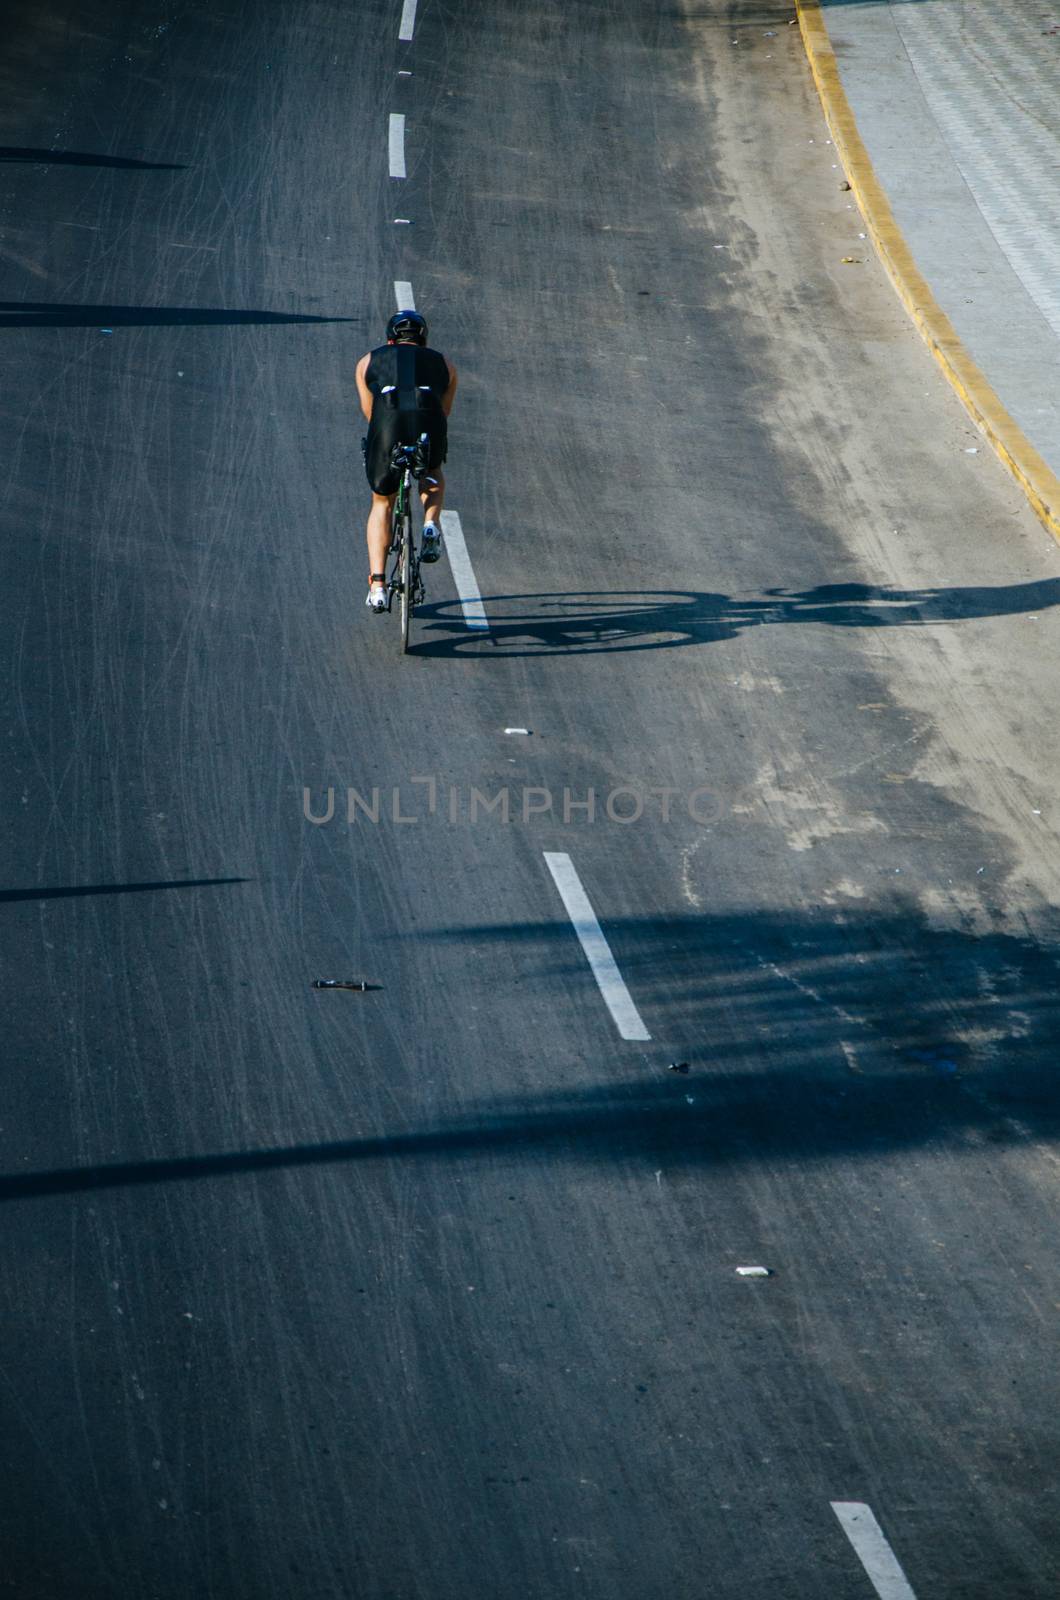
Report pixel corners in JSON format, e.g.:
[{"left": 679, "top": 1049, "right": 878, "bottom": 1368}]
[{"left": 385, "top": 436, "right": 431, "bottom": 651}]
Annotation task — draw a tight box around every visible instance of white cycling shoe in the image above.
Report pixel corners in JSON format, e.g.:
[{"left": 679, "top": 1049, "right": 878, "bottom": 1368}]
[
  {"left": 420, "top": 522, "right": 443, "bottom": 564},
  {"left": 365, "top": 578, "right": 388, "bottom": 614}
]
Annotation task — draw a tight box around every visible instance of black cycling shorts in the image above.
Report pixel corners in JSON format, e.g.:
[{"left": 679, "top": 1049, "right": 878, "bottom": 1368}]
[{"left": 364, "top": 408, "right": 448, "bottom": 495}]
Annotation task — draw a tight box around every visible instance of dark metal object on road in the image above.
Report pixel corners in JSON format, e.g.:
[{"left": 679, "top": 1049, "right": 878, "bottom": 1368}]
[{"left": 668, "top": 1061, "right": 690, "bottom": 1075}]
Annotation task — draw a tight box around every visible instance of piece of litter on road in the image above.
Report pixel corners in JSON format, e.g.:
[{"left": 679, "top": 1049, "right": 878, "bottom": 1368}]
[
  {"left": 840, "top": 180, "right": 851, "bottom": 190},
  {"left": 668, "top": 1061, "right": 690, "bottom": 1074},
  {"left": 736, "top": 1266, "right": 771, "bottom": 1278},
  {"left": 393, "top": 218, "right": 412, "bottom": 225},
  {"left": 1033, "top": 809, "right": 1042, "bottom": 815},
  {"left": 976, "top": 867, "right": 985, "bottom": 874},
  {"left": 312, "top": 979, "right": 379, "bottom": 991},
  {"left": 964, "top": 447, "right": 979, "bottom": 454},
  {"left": 858, "top": 232, "right": 866, "bottom": 239},
  {"left": 684, "top": 1095, "right": 695, "bottom": 1105},
  {"left": 504, "top": 727, "right": 530, "bottom": 735},
  {"left": 100, "top": 328, "right": 113, "bottom": 334},
  {"left": 840, "top": 257, "right": 861, "bottom": 265}
]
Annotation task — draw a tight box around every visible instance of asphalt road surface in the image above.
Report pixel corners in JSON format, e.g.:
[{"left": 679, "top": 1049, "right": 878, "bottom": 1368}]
[{"left": 2, "top": 2, "right": 1060, "bottom": 1596}]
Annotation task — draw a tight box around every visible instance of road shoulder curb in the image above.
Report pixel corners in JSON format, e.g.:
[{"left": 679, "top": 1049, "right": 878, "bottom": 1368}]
[{"left": 796, "top": 0, "right": 1060, "bottom": 545}]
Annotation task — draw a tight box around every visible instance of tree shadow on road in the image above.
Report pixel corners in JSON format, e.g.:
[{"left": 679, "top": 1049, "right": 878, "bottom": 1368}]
[
  {"left": 0, "top": 302, "right": 356, "bottom": 328},
  {"left": 0, "top": 146, "right": 184, "bottom": 170},
  {"left": 0, "top": 876, "right": 247, "bottom": 904},
  {"left": 3, "top": 900, "right": 1057, "bottom": 1201}
]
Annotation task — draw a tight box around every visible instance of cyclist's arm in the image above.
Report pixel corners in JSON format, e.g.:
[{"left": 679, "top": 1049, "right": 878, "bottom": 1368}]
[
  {"left": 355, "top": 354, "right": 373, "bottom": 422},
  {"left": 441, "top": 359, "right": 458, "bottom": 418}
]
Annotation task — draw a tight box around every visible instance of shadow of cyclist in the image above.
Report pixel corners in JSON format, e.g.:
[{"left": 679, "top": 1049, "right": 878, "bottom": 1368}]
[{"left": 411, "top": 577, "right": 1060, "bottom": 658}]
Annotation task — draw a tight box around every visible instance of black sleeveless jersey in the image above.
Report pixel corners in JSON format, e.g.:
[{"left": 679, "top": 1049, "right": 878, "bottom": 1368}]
[{"left": 365, "top": 343, "right": 450, "bottom": 414}]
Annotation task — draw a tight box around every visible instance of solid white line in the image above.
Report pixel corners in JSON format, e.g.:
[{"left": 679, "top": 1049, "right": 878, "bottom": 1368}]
[
  {"left": 388, "top": 114, "right": 406, "bottom": 179},
  {"left": 832, "top": 1504, "right": 918, "bottom": 1600},
  {"left": 543, "top": 853, "right": 651, "bottom": 1041},
  {"left": 398, "top": 0, "right": 418, "bottom": 41},
  {"left": 394, "top": 281, "right": 416, "bottom": 310},
  {"left": 439, "top": 511, "right": 489, "bottom": 631}
]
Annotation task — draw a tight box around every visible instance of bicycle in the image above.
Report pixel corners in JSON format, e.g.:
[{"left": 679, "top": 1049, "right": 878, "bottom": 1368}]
[{"left": 385, "top": 433, "right": 433, "bottom": 654}]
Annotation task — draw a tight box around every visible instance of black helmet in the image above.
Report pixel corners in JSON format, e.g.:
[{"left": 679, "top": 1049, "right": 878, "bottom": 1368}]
[{"left": 386, "top": 309, "right": 428, "bottom": 345}]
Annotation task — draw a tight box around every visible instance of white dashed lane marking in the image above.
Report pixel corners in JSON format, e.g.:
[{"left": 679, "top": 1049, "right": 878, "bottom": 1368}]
[
  {"left": 388, "top": 114, "right": 406, "bottom": 178},
  {"left": 832, "top": 1503, "right": 919, "bottom": 1600},
  {"left": 398, "top": 0, "right": 418, "bottom": 41},
  {"left": 439, "top": 511, "right": 488, "bottom": 632},
  {"left": 394, "top": 281, "right": 416, "bottom": 310},
  {"left": 543, "top": 853, "right": 651, "bottom": 1042}
]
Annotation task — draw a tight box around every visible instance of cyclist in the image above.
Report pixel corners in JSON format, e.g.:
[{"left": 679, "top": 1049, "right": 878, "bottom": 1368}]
[{"left": 357, "top": 309, "right": 458, "bottom": 613}]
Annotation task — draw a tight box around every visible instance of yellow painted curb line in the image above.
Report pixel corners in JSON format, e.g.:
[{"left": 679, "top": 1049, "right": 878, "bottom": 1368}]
[{"left": 796, "top": 0, "right": 1060, "bottom": 544}]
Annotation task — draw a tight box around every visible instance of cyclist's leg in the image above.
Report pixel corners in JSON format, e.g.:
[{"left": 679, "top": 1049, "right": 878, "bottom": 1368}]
[
  {"left": 416, "top": 411, "right": 448, "bottom": 522},
  {"left": 364, "top": 414, "right": 401, "bottom": 590},
  {"left": 367, "top": 492, "right": 396, "bottom": 579},
  {"left": 419, "top": 470, "right": 444, "bottom": 526},
  {"left": 418, "top": 416, "right": 447, "bottom": 562}
]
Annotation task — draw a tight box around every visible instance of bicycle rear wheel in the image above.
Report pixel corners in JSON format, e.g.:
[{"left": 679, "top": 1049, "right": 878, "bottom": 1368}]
[{"left": 399, "top": 516, "right": 412, "bottom": 653}]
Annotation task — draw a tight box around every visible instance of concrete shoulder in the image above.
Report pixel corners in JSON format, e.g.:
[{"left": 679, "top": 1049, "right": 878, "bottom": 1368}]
[{"left": 796, "top": 0, "right": 1060, "bottom": 544}]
